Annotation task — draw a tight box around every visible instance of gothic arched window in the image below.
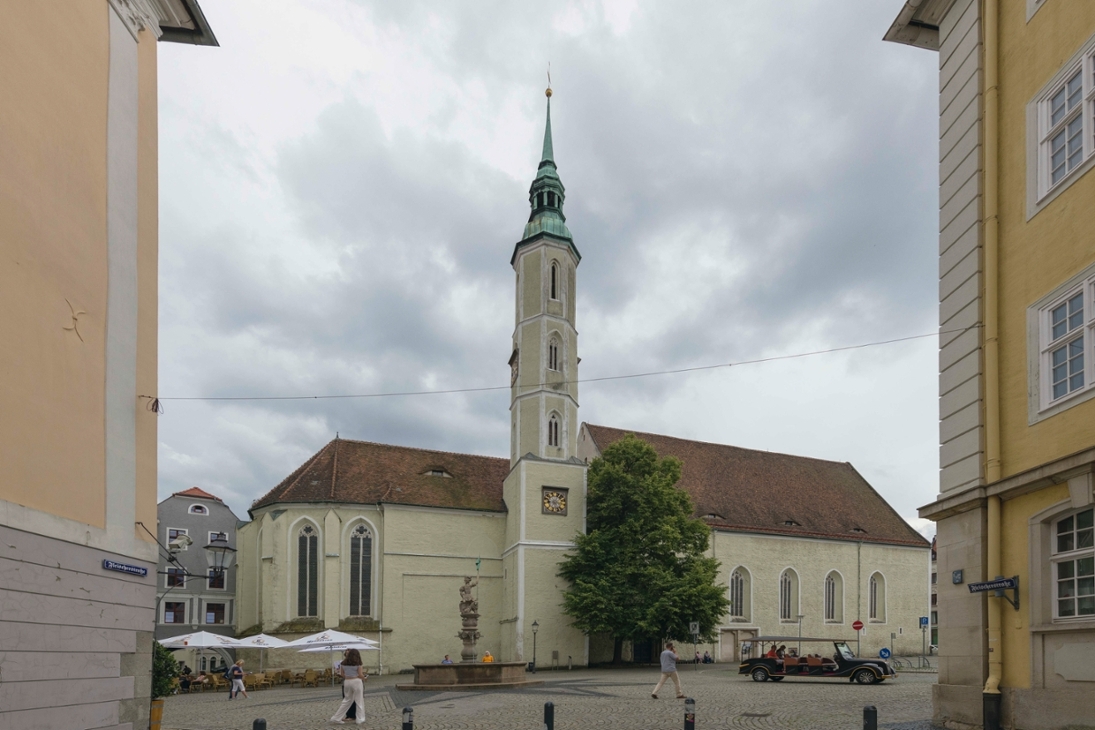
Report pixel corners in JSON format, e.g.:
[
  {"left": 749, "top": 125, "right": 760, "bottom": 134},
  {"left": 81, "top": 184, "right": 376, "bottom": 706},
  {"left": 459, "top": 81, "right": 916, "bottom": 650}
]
[
  {"left": 869, "top": 572, "right": 886, "bottom": 622},
  {"left": 825, "top": 571, "right": 843, "bottom": 623},
  {"left": 729, "top": 568, "right": 750, "bottom": 621},
  {"left": 548, "top": 338, "right": 560, "bottom": 371},
  {"left": 297, "top": 525, "right": 319, "bottom": 617},
  {"left": 349, "top": 524, "right": 373, "bottom": 617},
  {"left": 779, "top": 568, "right": 798, "bottom": 621},
  {"left": 550, "top": 262, "right": 559, "bottom": 300},
  {"left": 548, "top": 414, "right": 560, "bottom": 448}
]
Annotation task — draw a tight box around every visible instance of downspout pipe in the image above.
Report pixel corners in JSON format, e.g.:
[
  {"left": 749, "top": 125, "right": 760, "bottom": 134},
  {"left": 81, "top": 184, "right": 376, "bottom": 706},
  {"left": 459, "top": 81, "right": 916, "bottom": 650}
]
[{"left": 982, "top": 0, "right": 1003, "bottom": 727}]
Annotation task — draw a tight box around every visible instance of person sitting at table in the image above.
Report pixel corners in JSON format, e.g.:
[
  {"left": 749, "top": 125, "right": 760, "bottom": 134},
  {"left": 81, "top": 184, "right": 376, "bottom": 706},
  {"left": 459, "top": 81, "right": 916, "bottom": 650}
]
[
  {"left": 441, "top": 655, "right": 453, "bottom": 664},
  {"left": 482, "top": 651, "right": 495, "bottom": 663},
  {"left": 179, "top": 673, "right": 192, "bottom": 693}
]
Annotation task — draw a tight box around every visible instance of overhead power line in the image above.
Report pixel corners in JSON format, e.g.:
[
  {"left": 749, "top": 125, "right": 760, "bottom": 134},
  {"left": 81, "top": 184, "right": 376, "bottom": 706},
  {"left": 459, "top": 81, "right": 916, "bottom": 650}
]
[{"left": 140, "top": 324, "right": 976, "bottom": 404}]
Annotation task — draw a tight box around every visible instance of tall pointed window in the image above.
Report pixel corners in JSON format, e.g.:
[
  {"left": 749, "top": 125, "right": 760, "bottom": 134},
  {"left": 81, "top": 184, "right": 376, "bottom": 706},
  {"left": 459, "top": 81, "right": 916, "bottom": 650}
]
[
  {"left": 824, "top": 571, "right": 843, "bottom": 623},
  {"left": 729, "top": 568, "right": 750, "bottom": 621},
  {"left": 550, "top": 262, "right": 559, "bottom": 300},
  {"left": 779, "top": 569, "right": 798, "bottom": 621},
  {"left": 869, "top": 572, "right": 886, "bottom": 622},
  {"left": 297, "top": 525, "right": 319, "bottom": 617},
  {"left": 349, "top": 524, "right": 373, "bottom": 616},
  {"left": 548, "top": 338, "right": 560, "bottom": 371},
  {"left": 548, "top": 414, "right": 560, "bottom": 447}
]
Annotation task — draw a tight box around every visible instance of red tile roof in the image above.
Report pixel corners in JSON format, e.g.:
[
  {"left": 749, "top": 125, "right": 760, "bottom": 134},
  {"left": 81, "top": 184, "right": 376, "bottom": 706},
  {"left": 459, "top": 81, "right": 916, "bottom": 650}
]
[
  {"left": 173, "top": 486, "right": 224, "bottom": 502},
  {"left": 251, "top": 438, "right": 510, "bottom": 514},
  {"left": 583, "top": 424, "right": 928, "bottom": 548}
]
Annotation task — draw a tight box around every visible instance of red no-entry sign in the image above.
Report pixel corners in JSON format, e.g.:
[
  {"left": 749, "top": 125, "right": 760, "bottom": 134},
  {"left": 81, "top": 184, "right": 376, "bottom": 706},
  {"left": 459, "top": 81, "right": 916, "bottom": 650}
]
[{"left": 852, "top": 620, "right": 864, "bottom": 631}]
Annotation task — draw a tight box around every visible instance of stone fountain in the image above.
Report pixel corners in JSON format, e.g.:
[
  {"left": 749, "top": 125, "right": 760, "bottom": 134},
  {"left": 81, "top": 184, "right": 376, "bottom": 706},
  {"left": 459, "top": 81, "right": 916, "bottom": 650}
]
[{"left": 396, "top": 576, "right": 543, "bottom": 691}]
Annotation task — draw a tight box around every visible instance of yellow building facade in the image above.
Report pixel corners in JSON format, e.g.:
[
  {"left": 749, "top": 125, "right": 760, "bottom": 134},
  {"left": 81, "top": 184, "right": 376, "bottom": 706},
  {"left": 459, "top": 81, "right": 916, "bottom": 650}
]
[
  {"left": 887, "top": 1, "right": 1095, "bottom": 728},
  {"left": 0, "top": 2, "right": 215, "bottom": 728}
]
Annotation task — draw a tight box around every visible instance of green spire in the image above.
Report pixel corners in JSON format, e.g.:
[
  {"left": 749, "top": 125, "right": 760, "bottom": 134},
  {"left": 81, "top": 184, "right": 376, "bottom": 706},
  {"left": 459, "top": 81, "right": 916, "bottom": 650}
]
[{"left": 540, "top": 95, "right": 554, "bottom": 166}]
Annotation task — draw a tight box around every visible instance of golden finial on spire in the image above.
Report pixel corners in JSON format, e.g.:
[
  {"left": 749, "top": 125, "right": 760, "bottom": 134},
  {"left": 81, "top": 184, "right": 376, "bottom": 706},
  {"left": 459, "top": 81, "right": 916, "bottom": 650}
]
[{"left": 546, "top": 63, "right": 552, "bottom": 97}]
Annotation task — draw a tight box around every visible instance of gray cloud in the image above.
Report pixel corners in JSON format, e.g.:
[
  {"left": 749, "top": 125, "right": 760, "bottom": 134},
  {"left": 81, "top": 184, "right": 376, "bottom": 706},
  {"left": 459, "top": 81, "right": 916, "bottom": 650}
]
[{"left": 157, "top": 0, "right": 939, "bottom": 532}]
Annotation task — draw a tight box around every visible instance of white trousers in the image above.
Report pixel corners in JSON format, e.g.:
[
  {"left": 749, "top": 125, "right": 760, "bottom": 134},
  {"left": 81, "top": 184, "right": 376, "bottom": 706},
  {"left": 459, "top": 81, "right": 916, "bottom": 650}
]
[
  {"left": 331, "top": 677, "right": 364, "bottom": 722},
  {"left": 231, "top": 678, "right": 246, "bottom": 696},
  {"left": 652, "top": 671, "right": 682, "bottom": 696}
]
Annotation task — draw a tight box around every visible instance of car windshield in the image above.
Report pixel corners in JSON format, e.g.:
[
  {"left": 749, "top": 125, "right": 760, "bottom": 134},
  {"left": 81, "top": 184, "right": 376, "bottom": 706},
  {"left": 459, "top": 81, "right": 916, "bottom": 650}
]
[{"left": 835, "top": 642, "right": 855, "bottom": 661}]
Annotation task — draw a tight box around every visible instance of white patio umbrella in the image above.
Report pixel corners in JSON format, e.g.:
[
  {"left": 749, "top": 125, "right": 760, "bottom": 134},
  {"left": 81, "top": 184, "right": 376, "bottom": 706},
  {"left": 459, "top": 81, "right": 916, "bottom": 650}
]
[
  {"left": 235, "top": 634, "right": 290, "bottom": 672},
  {"left": 160, "top": 631, "right": 242, "bottom": 676},
  {"left": 287, "top": 631, "right": 379, "bottom": 684}
]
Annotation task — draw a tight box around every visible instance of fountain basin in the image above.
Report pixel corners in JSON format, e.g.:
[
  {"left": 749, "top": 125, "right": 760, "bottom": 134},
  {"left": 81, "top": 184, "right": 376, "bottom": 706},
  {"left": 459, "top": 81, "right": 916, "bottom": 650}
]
[{"left": 395, "top": 661, "right": 544, "bottom": 691}]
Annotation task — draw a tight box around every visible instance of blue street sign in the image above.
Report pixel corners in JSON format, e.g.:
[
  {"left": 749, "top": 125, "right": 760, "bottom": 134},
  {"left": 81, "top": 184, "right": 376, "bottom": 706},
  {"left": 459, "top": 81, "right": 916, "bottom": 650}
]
[
  {"left": 879, "top": 648, "right": 891, "bottom": 659},
  {"left": 919, "top": 616, "right": 929, "bottom": 627},
  {"left": 102, "top": 559, "right": 148, "bottom": 577},
  {"left": 968, "top": 577, "right": 1017, "bottom": 593}
]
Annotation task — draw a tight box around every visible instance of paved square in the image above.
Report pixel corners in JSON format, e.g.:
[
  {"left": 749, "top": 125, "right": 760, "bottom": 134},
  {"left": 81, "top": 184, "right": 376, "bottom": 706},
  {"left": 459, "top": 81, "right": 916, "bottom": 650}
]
[{"left": 162, "top": 666, "right": 938, "bottom": 730}]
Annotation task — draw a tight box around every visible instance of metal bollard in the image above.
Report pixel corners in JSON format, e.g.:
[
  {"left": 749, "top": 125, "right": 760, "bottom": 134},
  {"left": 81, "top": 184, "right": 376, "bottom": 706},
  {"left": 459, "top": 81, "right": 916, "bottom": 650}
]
[
  {"left": 863, "top": 705, "right": 877, "bottom": 730},
  {"left": 544, "top": 701, "right": 554, "bottom": 730},
  {"left": 402, "top": 706, "right": 414, "bottom": 730},
  {"left": 252, "top": 720, "right": 267, "bottom": 730},
  {"left": 684, "top": 697, "right": 695, "bottom": 730}
]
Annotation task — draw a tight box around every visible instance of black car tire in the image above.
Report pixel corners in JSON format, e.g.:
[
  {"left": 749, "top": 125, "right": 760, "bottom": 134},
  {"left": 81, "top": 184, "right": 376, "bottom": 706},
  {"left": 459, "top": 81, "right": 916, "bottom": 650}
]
[
  {"left": 853, "top": 668, "right": 877, "bottom": 685},
  {"left": 751, "top": 668, "right": 769, "bottom": 682}
]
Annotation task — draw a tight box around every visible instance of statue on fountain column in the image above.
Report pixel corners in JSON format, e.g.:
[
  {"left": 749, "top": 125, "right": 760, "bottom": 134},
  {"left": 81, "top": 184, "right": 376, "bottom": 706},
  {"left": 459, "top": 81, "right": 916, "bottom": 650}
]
[{"left": 457, "top": 576, "right": 481, "bottom": 662}]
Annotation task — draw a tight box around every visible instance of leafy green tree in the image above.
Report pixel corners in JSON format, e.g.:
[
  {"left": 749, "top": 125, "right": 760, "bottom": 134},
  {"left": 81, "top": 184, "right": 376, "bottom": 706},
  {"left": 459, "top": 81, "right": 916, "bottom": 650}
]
[
  {"left": 559, "top": 434, "right": 729, "bottom": 662},
  {"left": 151, "top": 640, "right": 181, "bottom": 699}
]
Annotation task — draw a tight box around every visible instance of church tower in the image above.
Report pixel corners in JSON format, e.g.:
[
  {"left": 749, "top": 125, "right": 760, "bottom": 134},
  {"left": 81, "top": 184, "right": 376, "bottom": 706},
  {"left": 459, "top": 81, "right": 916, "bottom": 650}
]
[{"left": 501, "top": 87, "right": 589, "bottom": 667}]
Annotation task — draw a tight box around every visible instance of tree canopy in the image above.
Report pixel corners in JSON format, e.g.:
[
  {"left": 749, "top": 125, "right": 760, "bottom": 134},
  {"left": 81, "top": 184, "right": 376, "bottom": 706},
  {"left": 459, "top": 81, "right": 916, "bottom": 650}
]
[{"left": 558, "top": 434, "right": 729, "bottom": 661}]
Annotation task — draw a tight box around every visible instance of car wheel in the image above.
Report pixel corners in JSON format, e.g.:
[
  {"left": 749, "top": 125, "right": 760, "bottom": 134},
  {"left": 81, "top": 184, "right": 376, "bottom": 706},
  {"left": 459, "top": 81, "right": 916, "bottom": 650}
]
[
  {"left": 853, "top": 668, "right": 877, "bottom": 685},
  {"left": 751, "top": 668, "right": 769, "bottom": 682},
  {"left": 770, "top": 677, "right": 784, "bottom": 682}
]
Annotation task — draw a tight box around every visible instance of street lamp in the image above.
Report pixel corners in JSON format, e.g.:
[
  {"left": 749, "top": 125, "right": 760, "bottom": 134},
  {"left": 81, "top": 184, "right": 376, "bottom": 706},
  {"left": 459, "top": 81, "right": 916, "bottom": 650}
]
[
  {"left": 531, "top": 620, "right": 539, "bottom": 673},
  {"left": 203, "top": 534, "right": 237, "bottom": 578},
  {"left": 796, "top": 614, "right": 806, "bottom": 656}
]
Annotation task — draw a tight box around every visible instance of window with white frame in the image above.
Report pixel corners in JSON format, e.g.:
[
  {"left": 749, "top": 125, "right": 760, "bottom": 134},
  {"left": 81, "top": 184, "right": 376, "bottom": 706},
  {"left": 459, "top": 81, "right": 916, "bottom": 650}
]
[
  {"left": 348, "top": 524, "right": 373, "bottom": 617},
  {"left": 547, "top": 414, "right": 561, "bottom": 448},
  {"left": 824, "top": 571, "right": 843, "bottom": 623},
  {"left": 297, "top": 525, "right": 319, "bottom": 617},
  {"left": 1054, "top": 507, "right": 1094, "bottom": 619},
  {"left": 1036, "top": 43, "right": 1095, "bottom": 199},
  {"left": 869, "top": 572, "right": 886, "bottom": 622},
  {"left": 779, "top": 569, "right": 798, "bottom": 621},
  {"left": 188, "top": 504, "right": 208, "bottom": 515},
  {"left": 167, "top": 527, "right": 188, "bottom": 550},
  {"left": 729, "top": 568, "right": 750, "bottom": 621},
  {"left": 1039, "top": 278, "right": 1094, "bottom": 408}
]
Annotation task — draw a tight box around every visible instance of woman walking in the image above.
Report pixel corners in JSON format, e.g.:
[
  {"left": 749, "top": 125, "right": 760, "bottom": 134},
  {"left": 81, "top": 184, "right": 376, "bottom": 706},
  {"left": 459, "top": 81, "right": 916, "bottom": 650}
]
[
  {"left": 329, "top": 649, "right": 366, "bottom": 725},
  {"left": 229, "top": 660, "right": 247, "bottom": 699}
]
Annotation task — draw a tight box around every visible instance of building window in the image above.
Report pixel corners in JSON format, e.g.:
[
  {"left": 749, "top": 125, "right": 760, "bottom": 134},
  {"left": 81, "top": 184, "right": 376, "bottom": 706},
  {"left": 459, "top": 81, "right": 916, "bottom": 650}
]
[
  {"left": 779, "top": 569, "right": 798, "bottom": 621},
  {"left": 164, "top": 602, "right": 186, "bottom": 624},
  {"left": 1036, "top": 46, "right": 1095, "bottom": 200},
  {"left": 297, "top": 525, "right": 319, "bottom": 617},
  {"left": 931, "top": 592, "right": 938, "bottom": 606},
  {"left": 824, "top": 571, "right": 843, "bottom": 623},
  {"left": 931, "top": 610, "right": 938, "bottom": 625},
  {"left": 188, "top": 504, "right": 208, "bottom": 515},
  {"left": 349, "top": 524, "right": 373, "bottom": 617},
  {"left": 166, "top": 568, "right": 186, "bottom": 588},
  {"left": 1054, "top": 507, "right": 1094, "bottom": 618},
  {"left": 208, "top": 569, "right": 226, "bottom": 590},
  {"left": 547, "top": 414, "right": 560, "bottom": 448},
  {"left": 167, "top": 527, "right": 188, "bottom": 550},
  {"left": 1041, "top": 286, "right": 1092, "bottom": 407},
  {"left": 205, "top": 602, "right": 226, "bottom": 624},
  {"left": 550, "top": 262, "right": 559, "bottom": 300},
  {"left": 729, "top": 569, "right": 747, "bottom": 620},
  {"left": 209, "top": 531, "right": 227, "bottom": 543},
  {"left": 931, "top": 572, "right": 937, "bottom": 584},
  {"left": 869, "top": 572, "right": 886, "bottom": 622},
  {"left": 548, "top": 339, "right": 560, "bottom": 371}
]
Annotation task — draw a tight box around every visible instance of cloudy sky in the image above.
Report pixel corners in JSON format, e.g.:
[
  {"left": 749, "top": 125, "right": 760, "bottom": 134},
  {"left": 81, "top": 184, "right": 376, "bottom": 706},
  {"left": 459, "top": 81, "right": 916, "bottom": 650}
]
[{"left": 157, "top": 0, "right": 941, "bottom": 534}]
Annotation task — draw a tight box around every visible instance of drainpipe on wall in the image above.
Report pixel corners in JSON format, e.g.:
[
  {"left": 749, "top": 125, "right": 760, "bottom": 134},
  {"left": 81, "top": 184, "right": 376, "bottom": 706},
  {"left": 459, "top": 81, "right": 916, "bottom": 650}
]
[{"left": 981, "top": 0, "right": 1003, "bottom": 727}]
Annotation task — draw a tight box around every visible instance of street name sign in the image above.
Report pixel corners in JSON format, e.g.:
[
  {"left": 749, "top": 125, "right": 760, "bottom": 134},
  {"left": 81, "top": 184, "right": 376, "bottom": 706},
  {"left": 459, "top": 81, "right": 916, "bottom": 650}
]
[
  {"left": 968, "top": 577, "right": 1017, "bottom": 593},
  {"left": 102, "top": 559, "right": 148, "bottom": 577}
]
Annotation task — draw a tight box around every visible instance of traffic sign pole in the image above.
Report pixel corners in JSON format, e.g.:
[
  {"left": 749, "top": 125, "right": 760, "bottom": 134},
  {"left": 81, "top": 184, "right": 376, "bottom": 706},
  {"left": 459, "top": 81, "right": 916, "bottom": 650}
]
[{"left": 852, "top": 620, "right": 864, "bottom": 657}]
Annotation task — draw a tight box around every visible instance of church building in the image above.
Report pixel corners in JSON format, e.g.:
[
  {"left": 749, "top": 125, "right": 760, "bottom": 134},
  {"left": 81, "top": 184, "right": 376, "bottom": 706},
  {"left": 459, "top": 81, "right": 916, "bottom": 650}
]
[{"left": 234, "top": 91, "right": 930, "bottom": 673}]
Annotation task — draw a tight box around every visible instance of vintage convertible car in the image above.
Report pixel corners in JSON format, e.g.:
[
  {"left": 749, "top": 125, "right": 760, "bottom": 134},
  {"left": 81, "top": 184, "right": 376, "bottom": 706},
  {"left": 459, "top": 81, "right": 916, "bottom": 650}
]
[{"left": 738, "top": 636, "right": 896, "bottom": 684}]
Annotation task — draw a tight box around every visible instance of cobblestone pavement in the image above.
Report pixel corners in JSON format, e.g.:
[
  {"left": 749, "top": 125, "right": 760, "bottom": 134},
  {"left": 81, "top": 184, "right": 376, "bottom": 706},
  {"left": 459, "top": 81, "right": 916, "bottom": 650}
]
[{"left": 162, "top": 666, "right": 940, "bottom": 730}]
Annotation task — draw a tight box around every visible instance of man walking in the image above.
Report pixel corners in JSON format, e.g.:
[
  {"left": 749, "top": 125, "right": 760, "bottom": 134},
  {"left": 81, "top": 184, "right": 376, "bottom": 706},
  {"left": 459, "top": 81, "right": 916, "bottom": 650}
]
[{"left": 652, "top": 642, "right": 685, "bottom": 699}]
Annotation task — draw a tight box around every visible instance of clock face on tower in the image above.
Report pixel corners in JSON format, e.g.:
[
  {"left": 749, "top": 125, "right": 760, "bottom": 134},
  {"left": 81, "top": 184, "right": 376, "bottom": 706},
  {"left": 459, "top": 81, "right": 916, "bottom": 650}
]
[{"left": 542, "top": 488, "right": 568, "bottom": 515}]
